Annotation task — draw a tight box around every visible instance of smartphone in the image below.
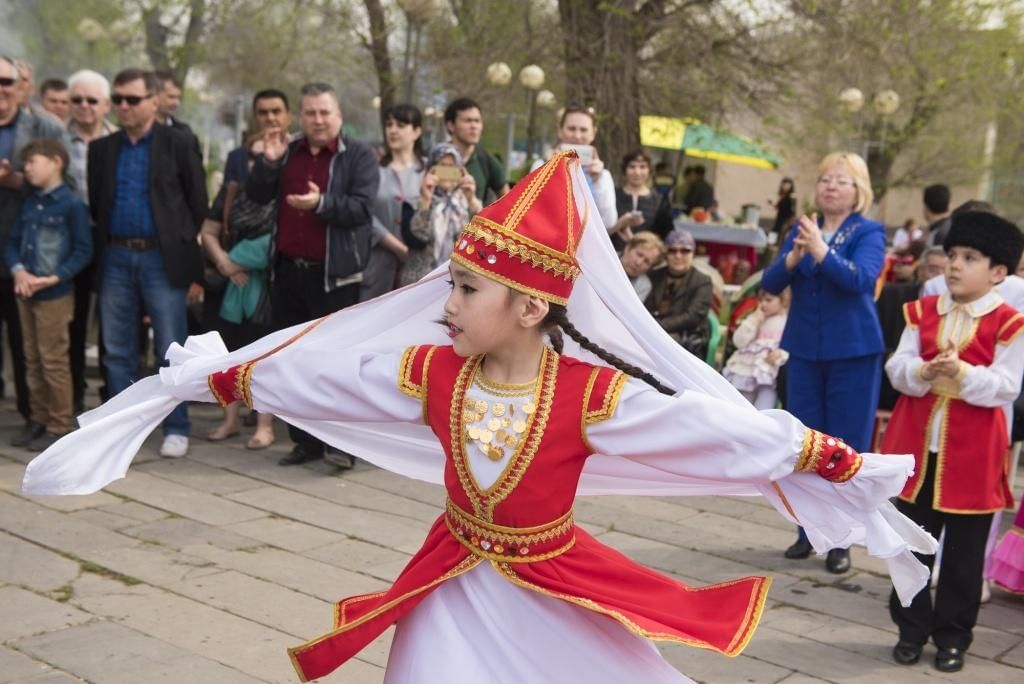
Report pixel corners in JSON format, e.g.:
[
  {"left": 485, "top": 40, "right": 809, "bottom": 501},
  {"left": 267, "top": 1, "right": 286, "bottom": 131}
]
[
  {"left": 561, "top": 144, "right": 594, "bottom": 164},
  {"left": 434, "top": 165, "right": 462, "bottom": 182}
]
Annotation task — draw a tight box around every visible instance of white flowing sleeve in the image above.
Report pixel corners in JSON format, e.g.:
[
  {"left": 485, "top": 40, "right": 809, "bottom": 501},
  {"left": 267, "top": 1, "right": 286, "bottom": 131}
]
[
  {"left": 22, "top": 332, "right": 426, "bottom": 496},
  {"left": 585, "top": 379, "right": 938, "bottom": 606},
  {"left": 587, "top": 381, "right": 805, "bottom": 483}
]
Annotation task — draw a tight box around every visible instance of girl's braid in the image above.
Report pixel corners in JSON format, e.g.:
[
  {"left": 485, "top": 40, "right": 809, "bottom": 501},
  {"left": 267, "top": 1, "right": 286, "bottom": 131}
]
[{"left": 545, "top": 305, "right": 675, "bottom": 395}]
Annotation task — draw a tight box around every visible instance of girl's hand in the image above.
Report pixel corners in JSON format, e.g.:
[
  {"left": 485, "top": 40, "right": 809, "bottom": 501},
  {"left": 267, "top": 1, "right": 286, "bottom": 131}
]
[
  {"left": 586, "top": 157, "right": 604, "bottom": 180},
  {"left": 420, "top": 170, "right": 438, "bottom": 209},
  {"left": 794, "top": 213, "right": 828, "bottom": 262},
  {"left": 766, "top": 349, "right": 783, "bottom": 364},
  {"left": 459, "top": 171, "right": 477, "bottom": 202},
  {"left": 229, "top": 271, "right": 249, "bottom": 287}
]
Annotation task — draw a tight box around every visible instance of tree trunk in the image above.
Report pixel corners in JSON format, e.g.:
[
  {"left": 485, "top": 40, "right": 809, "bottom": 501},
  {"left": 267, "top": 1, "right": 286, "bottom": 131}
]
[
  {"left": 364, "top": 0, "right": 397, "bottom": 136},
  {"left": 141, "top": 0, "right": 207, "bottom": 84},
  {"left": 558, "top": 0, "right": 645, "bottom": 176}
]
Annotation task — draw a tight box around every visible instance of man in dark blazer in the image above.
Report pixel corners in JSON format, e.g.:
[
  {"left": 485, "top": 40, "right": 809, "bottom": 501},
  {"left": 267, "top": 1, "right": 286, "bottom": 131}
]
[{"left": 87, "top": 68, "right": 206, "bottom": 458}]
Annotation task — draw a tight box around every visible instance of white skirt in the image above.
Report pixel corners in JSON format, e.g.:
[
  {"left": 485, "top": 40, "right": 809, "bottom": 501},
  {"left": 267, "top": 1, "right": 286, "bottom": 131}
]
[{"left": 383, "top": 562, "right": 693, "bottom": 684}]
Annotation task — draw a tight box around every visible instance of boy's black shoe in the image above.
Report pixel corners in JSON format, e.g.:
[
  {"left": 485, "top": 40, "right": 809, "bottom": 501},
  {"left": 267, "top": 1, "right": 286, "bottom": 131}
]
[
  {"left": 278, "top": 445, "right": 323, "bottom": 466},
  {"left": 934, "top": 648, "right": 964, "bottom": 672},
  {"left": 324, "top": 448, "right": 355, "bottom": 470},
  {"left": 892, "top": 640, "right": 923, "bottom": 665},
  {"left": 11, "top": 422, "right": 45, "bottom": 448},
  {"left": 784, "top": 538, "right": 813, "bottom": 559},
  {"left": 826, "top": 548, "right": 851, "bottom": 573},
  {"left": 28, "top": 431, "right": 61, "bottom": 452}
]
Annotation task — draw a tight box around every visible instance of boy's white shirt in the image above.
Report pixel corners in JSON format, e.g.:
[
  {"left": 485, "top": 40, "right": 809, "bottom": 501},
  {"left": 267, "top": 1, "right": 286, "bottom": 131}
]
[{"left": 885, "top": 289, "right": 1024, "bottom": 451}]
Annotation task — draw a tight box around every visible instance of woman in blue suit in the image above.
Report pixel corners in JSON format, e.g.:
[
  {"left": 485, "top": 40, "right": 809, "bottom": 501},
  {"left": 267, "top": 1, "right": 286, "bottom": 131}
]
[{"left": 761, "top": 152, "right": 886, "bottom": 574}]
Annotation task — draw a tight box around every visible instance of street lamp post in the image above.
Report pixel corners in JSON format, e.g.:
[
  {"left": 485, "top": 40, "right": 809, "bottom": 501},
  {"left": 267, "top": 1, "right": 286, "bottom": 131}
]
[
  {"left": 486, "top": 62, "right": 517, "bottom": 172},
  {"left": 838, "top": 86, "right": 900, "bottom": 161},
  {"left": 77, "top": 18, "right": 106, "bottom": 65},
  {"left": 519, "top": 64, "right": 545, "bottom": 166},
  {"left": 398, "top": 0, "right": 443, "bottom": 103},
  {"left": 107, "top": 19, "right": 134, "bottom": 68}
]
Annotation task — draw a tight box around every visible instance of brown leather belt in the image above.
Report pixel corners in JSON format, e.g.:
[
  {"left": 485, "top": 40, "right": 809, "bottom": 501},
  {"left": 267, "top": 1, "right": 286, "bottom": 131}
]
[{"left": 111, "top": 237, "right": 156, "bottom": 251}]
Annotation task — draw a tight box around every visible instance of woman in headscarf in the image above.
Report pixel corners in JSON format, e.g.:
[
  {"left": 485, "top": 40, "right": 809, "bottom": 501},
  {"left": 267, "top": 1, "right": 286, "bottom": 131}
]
[{"left": 399, "top": 143, "right": 482, "bottom": 287}]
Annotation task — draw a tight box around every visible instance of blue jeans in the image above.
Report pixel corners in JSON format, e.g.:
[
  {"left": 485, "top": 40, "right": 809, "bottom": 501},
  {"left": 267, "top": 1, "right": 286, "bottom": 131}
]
[{"left": 99, "top": 245, "right": 189, "bottom": 436}]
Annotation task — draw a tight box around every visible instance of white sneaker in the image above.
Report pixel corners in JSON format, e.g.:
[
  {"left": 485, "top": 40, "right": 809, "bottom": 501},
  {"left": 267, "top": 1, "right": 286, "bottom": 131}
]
[{"left": 159, "top": 434, "right": 189, "bottom": 458}]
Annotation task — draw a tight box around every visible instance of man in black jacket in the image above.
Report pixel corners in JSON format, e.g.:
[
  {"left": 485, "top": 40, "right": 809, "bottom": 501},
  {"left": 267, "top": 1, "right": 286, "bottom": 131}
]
[
  {"left": 88, "top": 68, "right": 206, "bottom": 458},
  {"left": 247, "top": 82, "right": 379, "bottom": 467}
]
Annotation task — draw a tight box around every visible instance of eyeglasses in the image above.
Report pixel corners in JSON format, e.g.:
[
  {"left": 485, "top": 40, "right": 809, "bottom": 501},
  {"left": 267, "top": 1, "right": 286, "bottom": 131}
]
[
  {"left": 0, "top": 77, "right": 15, "bottom": 88},
  {"left": 111, "top": 94, "right": 151, "bottom": 107},
  {"left": 817, "top": 175, "right": 855, "bottom": 188},
  {"left": 71, "top": 96, "right": 100, "bottom": 106},
  {"left": 667, "top": 247, "right": 693, "bottom": 255}
]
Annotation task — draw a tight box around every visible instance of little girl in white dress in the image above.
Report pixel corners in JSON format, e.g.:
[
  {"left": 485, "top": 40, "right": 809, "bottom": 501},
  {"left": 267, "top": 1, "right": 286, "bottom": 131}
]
[{"left": 723, "top": 289, "right": 790, "bottom": 409}]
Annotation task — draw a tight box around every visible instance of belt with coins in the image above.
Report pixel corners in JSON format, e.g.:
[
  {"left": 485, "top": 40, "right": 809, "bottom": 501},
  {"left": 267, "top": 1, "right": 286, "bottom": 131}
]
[{"left": 445, "top": 498, "right": 576, "bottom": 563}]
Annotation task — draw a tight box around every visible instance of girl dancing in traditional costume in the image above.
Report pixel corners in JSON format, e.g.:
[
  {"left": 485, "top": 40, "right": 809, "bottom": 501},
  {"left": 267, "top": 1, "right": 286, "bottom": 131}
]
[{"left": 24, "top": 151, "right": 936, "bottom": 683}]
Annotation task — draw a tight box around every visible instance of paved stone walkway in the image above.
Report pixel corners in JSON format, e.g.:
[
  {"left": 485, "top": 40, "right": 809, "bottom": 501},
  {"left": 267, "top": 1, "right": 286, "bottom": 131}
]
[{"left": 1, "top": 402, "right": 1021, "bottom": 683}]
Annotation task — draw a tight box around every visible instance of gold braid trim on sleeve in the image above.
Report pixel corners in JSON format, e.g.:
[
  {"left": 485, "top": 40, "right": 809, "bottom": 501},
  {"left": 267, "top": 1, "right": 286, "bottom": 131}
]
[
  {"left": 585, "top": 370, "right": 627, "bottom": 425},
  {"left": 794, "top": 429, "right": 826, "bottom": 473}
]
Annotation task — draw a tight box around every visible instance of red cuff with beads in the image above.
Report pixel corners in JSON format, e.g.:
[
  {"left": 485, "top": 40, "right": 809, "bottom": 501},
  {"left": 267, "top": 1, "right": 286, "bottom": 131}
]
[
  {"left": 795, "top": 429, "right": 862, "bottom": 483},
  {"left": 207, "top": 363, "right": 254, "bottom": 408}
]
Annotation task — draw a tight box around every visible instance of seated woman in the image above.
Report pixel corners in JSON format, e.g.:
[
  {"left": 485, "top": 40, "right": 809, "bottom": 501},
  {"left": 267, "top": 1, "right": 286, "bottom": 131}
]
[
  {"left": 645, "top": 229, "right": 713, "bottom": 359},
  {"left": 618, "top": 232, "right": 665, "bottom": 302}
]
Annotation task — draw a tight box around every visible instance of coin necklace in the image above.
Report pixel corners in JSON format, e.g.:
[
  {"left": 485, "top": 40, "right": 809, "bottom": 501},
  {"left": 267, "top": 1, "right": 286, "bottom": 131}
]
[{"left": 464, "top": 373, "right": 537, "bottom": 462}]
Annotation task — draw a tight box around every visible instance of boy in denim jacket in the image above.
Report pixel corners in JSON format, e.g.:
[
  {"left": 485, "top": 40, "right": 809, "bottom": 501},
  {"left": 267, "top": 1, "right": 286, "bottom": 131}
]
[{"left": 4, "top": 138, "right": 92, "bottom": 450}]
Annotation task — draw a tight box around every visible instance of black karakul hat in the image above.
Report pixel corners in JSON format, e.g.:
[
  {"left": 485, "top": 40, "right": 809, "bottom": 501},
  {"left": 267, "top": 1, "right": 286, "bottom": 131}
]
[{"left": 944, "top": 211, "right": 1024, "bottom": 271}]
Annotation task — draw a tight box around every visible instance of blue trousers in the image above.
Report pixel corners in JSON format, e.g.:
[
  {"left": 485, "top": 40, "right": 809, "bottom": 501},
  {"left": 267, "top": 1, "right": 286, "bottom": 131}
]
[
  {"left": 99, "top": 245, "right": 189, "bottom": 436},
  {"left": 787, "top": 353, "right": 882, "bottom": 543}
]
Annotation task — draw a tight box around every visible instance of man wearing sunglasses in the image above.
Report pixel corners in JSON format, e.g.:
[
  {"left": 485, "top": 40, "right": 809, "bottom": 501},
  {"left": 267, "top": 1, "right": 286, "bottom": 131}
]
[
  {"left": 87, "top": 68, "right": 207, "bottom": 459},
  {"left": 0, "top": 55, "right": 70, "bottom": 436},
  {"left": 66, "top": 69, "right": 115, "bottom": 415}
]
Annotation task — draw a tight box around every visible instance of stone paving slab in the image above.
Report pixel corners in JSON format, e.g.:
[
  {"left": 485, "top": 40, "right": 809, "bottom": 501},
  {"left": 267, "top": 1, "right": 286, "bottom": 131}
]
[
  {"left": 71, "top": 579, "right": 299, "bottom": 683},
  {"left": 0, "top": 586, "right": 93, "bottom": 642},
  {"left": 14, "top": 621, "right": 264, "bottom": 684},
  {"left": 0, "top": 530, "right": 80, "bottom": 592},
  {"left": 183, "top": 543, "right": 389, "bottom": 602},
  {"left": 168, "top": 569, "right": 334, "bottom": 637},
  {"left": 224, "top": 516, "right": 349, "bottom": 552},
  {"left": 106, "top": 471, "right": 267, "bottom": 525},
  {"left": 0, "top": 646, "right": 58, "bottom": 683}
]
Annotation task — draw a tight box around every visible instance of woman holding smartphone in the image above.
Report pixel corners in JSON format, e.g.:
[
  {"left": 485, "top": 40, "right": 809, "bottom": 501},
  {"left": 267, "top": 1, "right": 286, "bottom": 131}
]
[
  {"left": 535, "top": 104, "right": 617, "bottom": 231},
  {"left": 399, "top": 143, "right": 482, "bottom": 286},
  {"left": 612, "top": 149, "right": 673, "bottom": 251}
]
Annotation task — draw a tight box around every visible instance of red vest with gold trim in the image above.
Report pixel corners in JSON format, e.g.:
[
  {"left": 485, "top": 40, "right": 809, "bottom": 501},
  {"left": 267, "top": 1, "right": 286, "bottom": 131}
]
[
  {"left": 882, "top": 295, "right": 1023, "bottom": 513},
  {"left": 288, "top": 345, "right": 771, "bottom": 682}
]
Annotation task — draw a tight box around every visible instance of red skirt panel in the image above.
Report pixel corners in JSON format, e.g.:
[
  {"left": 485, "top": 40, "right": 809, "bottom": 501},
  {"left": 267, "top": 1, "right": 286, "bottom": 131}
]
[{"left": 287, "top": 522, "right": 770, "bottom": 681}]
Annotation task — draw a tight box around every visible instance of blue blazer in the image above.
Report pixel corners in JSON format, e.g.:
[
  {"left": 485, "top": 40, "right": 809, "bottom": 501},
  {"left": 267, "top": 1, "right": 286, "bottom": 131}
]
[{"left": 761, "top": 212, "right": 885, "bottom": 361}]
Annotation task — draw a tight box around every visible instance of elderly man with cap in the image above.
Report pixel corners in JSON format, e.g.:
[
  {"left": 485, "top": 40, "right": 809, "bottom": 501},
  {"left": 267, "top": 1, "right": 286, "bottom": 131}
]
[{"left": 645, "top": 228, "right": 713, "bottom": 359}]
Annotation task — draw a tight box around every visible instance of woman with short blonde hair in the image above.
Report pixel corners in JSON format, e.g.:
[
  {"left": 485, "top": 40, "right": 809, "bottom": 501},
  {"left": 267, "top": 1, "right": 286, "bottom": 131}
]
[{"left": 760, "top": 150, "right": 887, "bottom": 574}]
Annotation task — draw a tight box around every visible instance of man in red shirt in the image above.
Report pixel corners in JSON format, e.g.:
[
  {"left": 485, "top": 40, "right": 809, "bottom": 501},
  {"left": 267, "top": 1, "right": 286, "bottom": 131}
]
[{"left": 247, "top": 82, "right": 379, "bottom": 467}]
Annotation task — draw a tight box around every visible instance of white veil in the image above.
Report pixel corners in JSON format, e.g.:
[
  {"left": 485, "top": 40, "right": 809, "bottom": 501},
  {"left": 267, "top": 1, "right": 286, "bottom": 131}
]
[{"left": 22, "top": 163, "right": 936, "bottom": 605}]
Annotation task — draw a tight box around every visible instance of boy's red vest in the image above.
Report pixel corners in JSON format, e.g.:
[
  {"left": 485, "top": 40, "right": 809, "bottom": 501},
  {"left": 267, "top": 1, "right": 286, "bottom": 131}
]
[
  {"left": 286, "top": 345, "right": 771, "bottom": 682},
  {"left": 882, "top": 295, "right": 1023, "bottom": 513}
]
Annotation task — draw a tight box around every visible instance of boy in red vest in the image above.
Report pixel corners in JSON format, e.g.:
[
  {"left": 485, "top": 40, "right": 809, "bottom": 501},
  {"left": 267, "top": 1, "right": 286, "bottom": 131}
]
[{"left": 883, "top": 211, "right": 1024, "bottom": 673}]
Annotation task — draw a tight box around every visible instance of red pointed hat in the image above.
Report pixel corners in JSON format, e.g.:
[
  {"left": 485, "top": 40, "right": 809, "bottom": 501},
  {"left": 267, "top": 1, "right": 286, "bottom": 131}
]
[{"left": 451, "top": 149, "right": 584, "bottom": 305}]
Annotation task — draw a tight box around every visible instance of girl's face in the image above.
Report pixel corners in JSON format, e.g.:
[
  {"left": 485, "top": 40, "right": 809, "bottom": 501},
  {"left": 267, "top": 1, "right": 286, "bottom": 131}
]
[
  {"left": 815, "top": 164, "right": 858, "bottom": 215},
  {"left": 625, "top": 159, "right": 650, "bottom": 187},
  {"left": 444, "top": 264, "right": 526, "bottom": 357},
  {"left": 780, "top": 180, "right": 793, "bottom": 195},
  {"left": 759, "top": 293, "right": 784, "bottom": 316},
  {"left": 385, "top": 117, "right": 422, "bottom": 153},
  {"left": 621, "top": 244, "right": 660, "bottom": 277},
  {"left": 435, "top": 154, "right": 459, "bottom": 191},
  {"left": 559, "top": 112, "right": 596, "bottom": 146}
]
